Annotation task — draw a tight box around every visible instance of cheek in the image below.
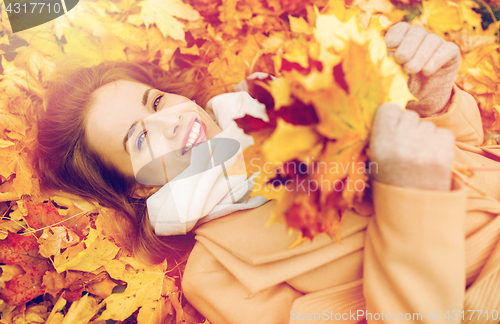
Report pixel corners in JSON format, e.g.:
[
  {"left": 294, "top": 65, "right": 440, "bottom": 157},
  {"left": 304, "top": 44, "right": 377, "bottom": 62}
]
[
  {"left": 198, "top": 110, "right": 222, "bottom": 138},
  {"left": 107, "top": 151, "right": 136, "bottom": 180},
  {"left": 86, "top": 113, "right": 136, "bottom": 179}
]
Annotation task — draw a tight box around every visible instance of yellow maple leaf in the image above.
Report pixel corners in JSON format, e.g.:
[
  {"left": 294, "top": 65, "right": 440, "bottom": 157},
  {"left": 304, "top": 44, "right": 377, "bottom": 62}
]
[
  {"left": 61, "top": 27, "right": 104, "bottom": 64},
  {"left": 243, "top": 129, "right": 287, "bottom": 201},
  {"left": 147, "top": 27, "right": 177, "bottom": 63},
  {"left": 0, "top": 147, "right": 15, "bottom": 181},
  {"left": 289, "top": 15, "right": 314, "bottom": 35},
  {"left": 208, "top": 35, "right": 264, "bottom": 87},
  {"left": 91, "top": 0, "right": 121, "bottom": 17},
  {"left": 270, "top": 77, "right": 293, "bottom": 110},
  {"left": 0, "top": 60, "right": 30, "bottom": 94},
  {"left": 110, "top": 22, "right": 149, "bottom": 52},
  {"left": 10, "top": 151, "right": 37, "bottom": 198},
  {"left": 314, "top": 9, "right": 362, "bottom": 53},
  {"left": 456, "top": 0, "right": 483, "bottom": 29},
  {"left": 415, "top": 0, "right": 482, "bottom": 36},
  {"left": 54, "top": 227, "right": 120, "bottom": 273},
  {"left": 101, "top": 36, "right": 128, "bottom": 62},
  {"left": 354, "top": 0, "right": 406, "bottom": 29},
  {"left": 61, "top": 294, "right": 101, "bottom": 324},
  {"left": 0, "top": 220, "right": 23, "bottom": 240},
  {"left": 13, "top": 27, "right": 64, "bottom": 61},
  {"left": 98, "top": 258, "right": 172, "bottom": 323},
  {"left": 262, "top": 119, "right": 323, "bottom": 164},
  {"left": 138, "top": 0, "right": 201, "bottom": 40},
  {"left": 14, "top": 47, "right": 56, "bottom": 87}
]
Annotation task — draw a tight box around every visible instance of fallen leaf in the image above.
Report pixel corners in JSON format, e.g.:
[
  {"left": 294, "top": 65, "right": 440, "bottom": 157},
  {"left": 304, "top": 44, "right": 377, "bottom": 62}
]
[
  {"left": 42, "top": 271, "right": 66, "bottom": 298},
  {"left": 24, "top": 202, "right": 67, "bottom": 237},
  {"left": 0, "top": 265, "right": 25, "bottom": 283},
  {"left": 98, "top": 259, "right": 172, "bottom": 323},
  {"left": 37, "top": 226, "right": 80, "bottom": 258},
  {"left": 54, "top": 228, "right": 120, "bottom": 273},
  {"left": 0, "top": 233, "right": 51, "bottom": 306},
  {"left": 138, "top": 0, "right": 201, "bottom": 40},
  {"left": 61, "top": 294, "right": 102, "bottom": 324}
]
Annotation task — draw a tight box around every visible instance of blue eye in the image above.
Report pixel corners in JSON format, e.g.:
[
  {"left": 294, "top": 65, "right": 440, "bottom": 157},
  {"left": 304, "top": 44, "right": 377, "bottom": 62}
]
[
  {"left": 153, "top": 95, "right": 163, "bottom": 111},
  {"left": 137, "top": 130, "right": 148, "bottom": 150}
]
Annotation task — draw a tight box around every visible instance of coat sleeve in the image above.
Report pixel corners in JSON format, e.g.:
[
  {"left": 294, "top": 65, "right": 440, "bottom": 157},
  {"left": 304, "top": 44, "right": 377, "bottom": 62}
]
[
  {"left": 182, "top": 241, "right": 303, "bottom": 324},
  {"left": 363, "top": 178, "right": 468, "bottom": 323},
  {"left": 424, "top": 85, "right": 484, "bottom": 147}
]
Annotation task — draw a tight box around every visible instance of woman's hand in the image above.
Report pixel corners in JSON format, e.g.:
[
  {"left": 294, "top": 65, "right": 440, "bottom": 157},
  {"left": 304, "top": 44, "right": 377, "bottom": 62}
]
[
  {"left": 385, "top": 22, "right": 461, "bottom": 117},
  {"left": 369, "top": 103, "right": 455, "bottom": 191}
]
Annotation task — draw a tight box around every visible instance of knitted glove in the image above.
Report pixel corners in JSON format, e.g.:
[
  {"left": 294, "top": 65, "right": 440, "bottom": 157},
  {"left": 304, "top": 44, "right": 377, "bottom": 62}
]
[
  {"left": 369, "top": 103, "right": 455, "bottom": 191},
  {"left": 385, "top": 22, "right": 461, "bottom": 117}
]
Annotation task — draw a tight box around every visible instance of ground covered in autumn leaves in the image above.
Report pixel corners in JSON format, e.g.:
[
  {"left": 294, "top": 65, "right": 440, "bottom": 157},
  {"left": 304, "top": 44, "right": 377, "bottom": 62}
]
[{"left": 1, "top": 0, "right": 500, "bottom": 323}]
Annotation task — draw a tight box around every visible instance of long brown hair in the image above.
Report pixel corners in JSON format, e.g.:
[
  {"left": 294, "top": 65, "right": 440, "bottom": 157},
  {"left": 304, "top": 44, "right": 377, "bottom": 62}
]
[{"left": 35, "top": 57, "right": 224, "bottom": 264}]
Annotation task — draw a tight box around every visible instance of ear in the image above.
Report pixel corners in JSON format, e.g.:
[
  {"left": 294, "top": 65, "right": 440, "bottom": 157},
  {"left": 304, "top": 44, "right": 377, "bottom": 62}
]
[{"left": 131, "top": 183, "right": 160, "bottom": 199}]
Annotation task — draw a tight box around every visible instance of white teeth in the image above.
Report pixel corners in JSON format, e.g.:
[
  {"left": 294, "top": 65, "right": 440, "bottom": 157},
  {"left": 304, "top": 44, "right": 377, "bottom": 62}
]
[{"left": 183, "top": 121, "right": 202, "bottom": 153}]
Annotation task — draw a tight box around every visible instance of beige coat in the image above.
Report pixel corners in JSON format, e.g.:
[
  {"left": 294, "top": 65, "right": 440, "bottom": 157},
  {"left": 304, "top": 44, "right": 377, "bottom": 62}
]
[{"left": 182, "top": 86, "right": 500, "bottom": 324}]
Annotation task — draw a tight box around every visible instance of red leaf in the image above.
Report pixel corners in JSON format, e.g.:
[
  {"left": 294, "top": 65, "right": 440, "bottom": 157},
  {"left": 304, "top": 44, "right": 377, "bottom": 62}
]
[
  {"left": 267, "top": 159, "right": 310, "bottom": 186},
  {"left": 333, "top": 63, "right": 349, "bottom": 94},
  {"left": 234, "top": 114, "right": 276, "bottom": 133},
  {"left": 276, "top": 98, "right": 319, "bottom": 125},
  {"left": 281, "top": 58, "right": 323, "bottom": 74},
  {"left": 0, "top": 233, "right": 51, "bottom": 306},
  {"left": 24, "top": 202, "right": 66, "bottom": 237}
]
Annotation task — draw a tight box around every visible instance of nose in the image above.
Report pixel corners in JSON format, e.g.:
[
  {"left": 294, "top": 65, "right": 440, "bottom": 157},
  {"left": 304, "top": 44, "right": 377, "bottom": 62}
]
[
  {"left": 150, "top": 110, "right": 180, "bottom": 139},
  {"left": 163, "top": 115, "right": 181, "bottom": 139}
]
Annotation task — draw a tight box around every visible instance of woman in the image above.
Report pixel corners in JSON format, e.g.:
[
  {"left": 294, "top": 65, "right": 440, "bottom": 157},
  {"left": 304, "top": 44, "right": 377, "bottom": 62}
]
[{"left": 36, "top": 23, "right": 500, "bottom": 323}]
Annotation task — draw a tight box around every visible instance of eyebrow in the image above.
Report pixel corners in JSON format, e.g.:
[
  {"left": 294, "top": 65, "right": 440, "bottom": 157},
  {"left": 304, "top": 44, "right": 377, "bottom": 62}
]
[
  {"left": 123, "top": 88, "right": 153, "bottom": 153},
  {"left": 142, "top": 88, "right": 152, "bottom": 107}
]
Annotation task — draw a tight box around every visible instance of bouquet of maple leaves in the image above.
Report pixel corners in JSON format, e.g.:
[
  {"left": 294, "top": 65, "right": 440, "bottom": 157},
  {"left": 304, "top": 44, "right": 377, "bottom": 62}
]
[
  {"left": 1, "top": 0, "right": 499, "bottom": 322},
  {"left": 235, "top": 10, "right": 416, "bottom": 242}
]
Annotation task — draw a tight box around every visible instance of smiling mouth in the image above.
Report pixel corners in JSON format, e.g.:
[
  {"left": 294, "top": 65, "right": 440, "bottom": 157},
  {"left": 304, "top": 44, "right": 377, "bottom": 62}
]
[{"left": 182, "top": 118, "right": 206, "bottom": 155}]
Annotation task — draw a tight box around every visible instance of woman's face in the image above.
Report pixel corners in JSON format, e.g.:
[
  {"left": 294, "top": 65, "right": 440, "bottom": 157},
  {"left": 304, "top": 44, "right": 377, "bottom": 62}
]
[{"left": 86, "top": 80, "right": 222, "bottom": 187}]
